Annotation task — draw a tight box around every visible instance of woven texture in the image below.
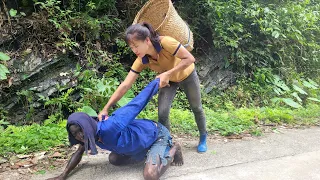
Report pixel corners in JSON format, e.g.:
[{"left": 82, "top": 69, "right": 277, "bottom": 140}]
[{"left": 133, "top": 0, "right": 194, "bottom": 51}]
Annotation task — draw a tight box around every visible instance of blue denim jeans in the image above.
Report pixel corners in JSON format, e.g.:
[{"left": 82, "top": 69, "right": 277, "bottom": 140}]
[{"left": 145, "top": 122, "right": 172, "bottom": 166}]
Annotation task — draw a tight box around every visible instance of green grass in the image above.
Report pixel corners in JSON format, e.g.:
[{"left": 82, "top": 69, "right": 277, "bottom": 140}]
[
  {"left": 0, "top": 120, "right": 68, "bottom": 157},
  {"left": 139, "top": 104, "right": 320, "bottom": 136}
]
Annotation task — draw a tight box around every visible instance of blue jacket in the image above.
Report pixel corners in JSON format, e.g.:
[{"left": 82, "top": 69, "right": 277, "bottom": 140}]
[{"left": 95, "top": 79, "right": 160, "bottom": 159}]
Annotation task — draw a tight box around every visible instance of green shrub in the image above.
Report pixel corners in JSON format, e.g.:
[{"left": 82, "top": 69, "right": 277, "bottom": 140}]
[{"left": 0, "top": 119, "right": 67, "bottom": 156}]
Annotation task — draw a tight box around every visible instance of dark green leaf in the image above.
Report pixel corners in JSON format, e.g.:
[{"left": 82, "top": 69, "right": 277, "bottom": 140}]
[
  {"left": 307, "top": 97, "right": 320, "bottom": 103},
  {"left": 9, "top": 9, "right": 17, "bottom": 17},
  {"left": 81, "top": 106, "right": 98, "bottom": 116},
  {"left": 0, "top": 52, "right": 10, "bottom": 61},
  {"left": 292, "top": 84, "right": 307, "bottom": 95},
  {"left": 117, "top": 90, "right": 134, "bottom": 107},
  {"left": 291, "top": 92, "right": 302, "bottom": 102},
  {"left": 282, "top": 98, "right": 302, "bottom": 108}
]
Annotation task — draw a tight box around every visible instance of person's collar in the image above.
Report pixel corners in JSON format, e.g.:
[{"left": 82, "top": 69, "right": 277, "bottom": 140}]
[
  {"left": 142, "top": 41, "right": 162, "bottom": 64},
  {"left": 154, "top": 40, "right": 162, "bottom": 53}
]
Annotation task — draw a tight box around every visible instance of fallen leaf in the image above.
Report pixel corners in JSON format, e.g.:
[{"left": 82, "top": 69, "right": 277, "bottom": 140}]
[
  {"left": 27, "top": 168, "right": 34, "bottom": 173},
  {"left": 17, "top": 154, "right": 32, "bottom": 159},
  {"left": 0, "top": 157, "right": 8, "bottom": 164},
  {"left": 8, "top": 77, "right": 14, "bottom": 87},
  {"left": 33, "top": 152, "right": 46, "bottom": 161},
  {"left": 31, "top": 158, "right": 38, "bottom": 165},
  {"left": 15, "top": 160, "right": 33, "bottom": 168},
  {"left": 96, "top": 41, "right": 101, "bottom": 50},
  {"left": 51, "top": 152, "right": 62, "bottom": 158},
  {"left": 227, "top": 135, "right": 242, "bottom": 139},
  {"left": 10, "top": 164, "right": 20, "bottom": 169},
  {"left": 24, "top": 48, "right": 32, "bottom": 55},
  {"left": 9, "top": 156, "right": 20, "bottom": 164},
  {"left": 60, "top": 72, "right": 69, "bottom": 76}
]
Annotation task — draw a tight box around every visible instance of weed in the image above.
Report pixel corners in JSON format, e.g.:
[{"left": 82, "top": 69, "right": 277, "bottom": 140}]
[
  {"left": 0, "top": 52, "right": 10, "bottom": 80},
  {"left": 35, "top": 170, "right": 46, "bottom": 175},
  {"left": 0, "top": 119, "right": 67, "bottom": 156}
]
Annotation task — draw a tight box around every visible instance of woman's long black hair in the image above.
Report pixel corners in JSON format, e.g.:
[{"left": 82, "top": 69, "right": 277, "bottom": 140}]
[{"left": 125, "top": 22, "right": 160, "bottom": 45}]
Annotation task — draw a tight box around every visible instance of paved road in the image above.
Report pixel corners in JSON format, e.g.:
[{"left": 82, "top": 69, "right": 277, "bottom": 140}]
[{"left": 33, "top": 126, "right": 320, "bottom": 180}]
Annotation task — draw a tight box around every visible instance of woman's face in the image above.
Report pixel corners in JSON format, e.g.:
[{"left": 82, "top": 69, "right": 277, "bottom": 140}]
[{"left": 129, "top": 37, "right": 150, "bottom": 58}]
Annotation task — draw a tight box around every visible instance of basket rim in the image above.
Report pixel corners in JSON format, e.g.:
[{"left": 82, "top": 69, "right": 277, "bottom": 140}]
[{"left": 133, "top": 0, "right": 171, "bottom": 32}]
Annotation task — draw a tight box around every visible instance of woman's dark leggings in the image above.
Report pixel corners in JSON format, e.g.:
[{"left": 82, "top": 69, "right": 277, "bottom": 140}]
[{"left": 158, "top": 69, "right": 207, "bottom": 135}]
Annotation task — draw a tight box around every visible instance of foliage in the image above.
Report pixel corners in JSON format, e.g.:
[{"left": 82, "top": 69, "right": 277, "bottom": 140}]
[
  {"left": 34, "top": 0, "right": 123, "bottom": 66},
  {"left": 9, "top": 9, "right": 18, "bottom": 17},
  {"left": 174, "top": 0, "right": 213, "bottom": 51},
  {"left": 80, "top": 106, "right": 98, "bottom": 116},
  {"left": 271, "top": 75, "right": 320, "bottom": 108},
  {"left": 176, "top": 0, "right": 320, "bottom": 77},
  {"left": 113, "top": 38, "right": 135, "bottom": 62},
  {"left": 2, "top": 0, "right": 320, "bottom": 157},
  {"left": 137, "top": 104, "right": 320, "bottom": 136},
  {"left": 16, "top": 90, "right": 37, "bottom": 123},
  {"left": 0, "top": 52, "right": 10, "bottom": 80},
  {"left": 8, "top": 0, "right": 319, "bottom": 121},
  {"left": 0, "top": 108, "right": 10, "bottom": 132},
  {"left": 43, "top": 88, "right": 75, "bottom": 117},
  {"left": 202, "top": 68, "right": 320, "bottom": 109},
  {"left": 0, "top": 119, "right": 67, "bottom": 156},
  {"left": 75, "top": 66, "right": 119, "bottom": 112}
]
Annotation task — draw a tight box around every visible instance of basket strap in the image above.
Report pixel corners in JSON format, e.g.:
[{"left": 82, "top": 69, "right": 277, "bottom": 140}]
[{"left": 183, "top": 21, "right": 191, "bottom": 48}]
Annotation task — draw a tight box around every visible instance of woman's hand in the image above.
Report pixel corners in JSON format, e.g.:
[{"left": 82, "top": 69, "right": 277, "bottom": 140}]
[
  {"left": 98, "top": 110, "right": 108, "bottom": 121},
  {"left": 156, "top": 72, "right": 171, "bottom": 88}
]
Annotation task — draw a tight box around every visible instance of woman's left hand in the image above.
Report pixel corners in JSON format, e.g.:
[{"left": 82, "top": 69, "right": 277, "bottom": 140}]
[{"left": 156, "top": 72, "right": 170, "bottom": 88}]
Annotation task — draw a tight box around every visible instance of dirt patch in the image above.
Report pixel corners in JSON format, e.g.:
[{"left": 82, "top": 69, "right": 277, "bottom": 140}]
[{"left": 0, "top": 146, "right": 72, "bottom": 180}]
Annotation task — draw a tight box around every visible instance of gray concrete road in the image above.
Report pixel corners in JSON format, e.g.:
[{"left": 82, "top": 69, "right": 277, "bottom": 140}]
[{"left": 32, "top": 126, "right": 320, "bottom": 180}]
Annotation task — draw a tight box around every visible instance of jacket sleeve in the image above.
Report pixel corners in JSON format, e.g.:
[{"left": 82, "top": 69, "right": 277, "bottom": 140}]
[{"left": 109, "top": 79, "right": 160, "bottom": 130}]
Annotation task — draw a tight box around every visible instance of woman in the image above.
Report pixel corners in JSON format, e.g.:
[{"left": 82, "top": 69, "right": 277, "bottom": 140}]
[{"left": 98, "top": 22, "right": 207, "bottom": 153}]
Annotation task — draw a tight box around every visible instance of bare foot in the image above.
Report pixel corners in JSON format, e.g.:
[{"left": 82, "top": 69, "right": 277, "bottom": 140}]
[{"left": 171, "top": 142, "right": 184, "bottom": 166}]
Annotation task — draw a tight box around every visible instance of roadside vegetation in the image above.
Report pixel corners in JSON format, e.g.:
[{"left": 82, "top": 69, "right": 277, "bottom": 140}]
[{"left": 0, "top": 0, "right": 319, "bottom": 163}]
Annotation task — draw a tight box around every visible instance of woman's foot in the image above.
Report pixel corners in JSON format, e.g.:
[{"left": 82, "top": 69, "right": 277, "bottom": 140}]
[{"left": 197, "top": 133, "right": 207, "bottom": 153}]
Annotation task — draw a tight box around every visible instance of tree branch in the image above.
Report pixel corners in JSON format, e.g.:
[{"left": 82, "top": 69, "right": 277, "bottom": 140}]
[{"left": 2, "top": 0, "right": 11, "bottom": 27}]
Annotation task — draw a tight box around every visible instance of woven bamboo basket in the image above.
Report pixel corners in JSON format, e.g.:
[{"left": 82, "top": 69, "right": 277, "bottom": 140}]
[{"left": 133, "top": 0, "right": 194, "bottom": 51}]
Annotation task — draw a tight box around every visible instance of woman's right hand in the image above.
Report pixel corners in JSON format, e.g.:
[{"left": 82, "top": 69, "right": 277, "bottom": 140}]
[
  {"left": 98, "top": 110, "right": 108, "bottom": 121},
  {"left": 97, "top": 71, "right": 138, "bottom": 121}
]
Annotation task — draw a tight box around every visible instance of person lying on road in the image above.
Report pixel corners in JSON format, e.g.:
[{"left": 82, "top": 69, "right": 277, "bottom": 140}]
[{"left": 47, "top": 79, "right": 183, "bottom": 180}]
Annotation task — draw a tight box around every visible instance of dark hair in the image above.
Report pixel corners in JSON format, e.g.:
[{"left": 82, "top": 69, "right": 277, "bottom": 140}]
[{"left": 125, "top": 22, "right": 159, "bottom": 45}]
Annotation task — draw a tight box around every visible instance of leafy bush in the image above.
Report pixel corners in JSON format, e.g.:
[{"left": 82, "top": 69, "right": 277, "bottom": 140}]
[
  {"left": 34, "top": 0, "right": 122, "bottom": 67},
  {"left": 138, "top": 104, "right": 320, "bottom": 136},
  {"left": 0, "top": 119, "right": 67, "bottom": 156},
  {"left": 176, "top": 0, "right": 320, "bottom": 77},
  {"left": 0, "top": 52, "right": 10, "bottom": 80},
  {"left": 201, "top": 67, "right": 320, "bottom": 109},
  {"left": 2, "top": 0, "right": 320, "bottom": 157}
]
